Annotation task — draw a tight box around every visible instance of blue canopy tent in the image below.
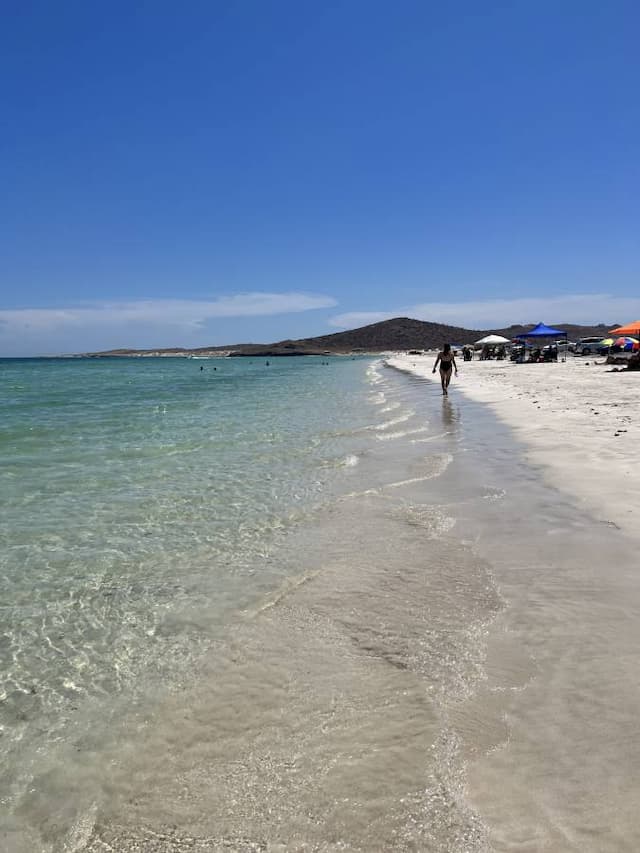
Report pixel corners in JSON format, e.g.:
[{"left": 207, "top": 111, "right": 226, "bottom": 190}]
[{"left": 516, "top": 323, "right": 568, "bottom": 361}]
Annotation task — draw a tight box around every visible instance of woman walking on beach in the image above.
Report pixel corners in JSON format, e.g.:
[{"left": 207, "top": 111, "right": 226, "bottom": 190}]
[{"left": 432, "top": 343, "right": 458, "bottom": 395}]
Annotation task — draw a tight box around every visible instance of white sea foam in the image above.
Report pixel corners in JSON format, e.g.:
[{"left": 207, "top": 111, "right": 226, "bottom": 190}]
[
  {"left": 341, "top": 454, "right": 360, "bottom": 467},
  {"left": 411, "top": 432, "right": 450, "bottom": 443},
  {"left": 369, "top": 391, "right": 387, "bottom": 405},
  {"left": 386, "top": 476, "right": 435, "bottom": 488},
  {"left": 342, "top": 487, "right": 382, "bottom": 499},
  {"left": 385, "top": 453, "right": 453, "bottom": 487},
  {"left": 380, "top": 402, "right": 401, "bottom": 412},
  {"left": 373, "top": 412, "right": 414, "bottom": 431},
  {"left": 376, "top": 426, "right": 430, "bottom": 441},
  {"left": 350, "top": 411, "right": 415, "bottom": 436},
  {"left": 366, "top": 362, "right": 384, "bottom": 385}
]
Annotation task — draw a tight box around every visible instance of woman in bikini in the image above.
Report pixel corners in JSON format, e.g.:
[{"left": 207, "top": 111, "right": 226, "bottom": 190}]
[{"left": 432, "top": 343, "right": 458, "bottom": 395}]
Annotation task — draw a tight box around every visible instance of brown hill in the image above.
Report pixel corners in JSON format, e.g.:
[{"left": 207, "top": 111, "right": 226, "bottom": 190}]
[
  {"left": 235, "top": 318, "right": 614, "bottom": 355},
  {"left": 269, "top": 317, "right": 482, "bottom": 353}
]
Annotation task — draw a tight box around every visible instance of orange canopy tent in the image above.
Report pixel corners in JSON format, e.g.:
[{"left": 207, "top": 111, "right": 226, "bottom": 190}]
[{"left": 609, "top": 321, "right": 640, "bottom": 336}]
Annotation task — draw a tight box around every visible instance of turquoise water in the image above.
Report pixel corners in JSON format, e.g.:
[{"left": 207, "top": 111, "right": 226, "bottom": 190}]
[
  {"left": 5, "top": 354, "right": 500, "bottom": 852},
  {"left": 0, "top": 356, "right": 379, "bottom": 755}
]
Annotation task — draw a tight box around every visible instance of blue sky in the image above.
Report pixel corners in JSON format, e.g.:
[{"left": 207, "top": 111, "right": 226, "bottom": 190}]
[{"left": 1, "top": 1, "right": 639, "bottom": 355}]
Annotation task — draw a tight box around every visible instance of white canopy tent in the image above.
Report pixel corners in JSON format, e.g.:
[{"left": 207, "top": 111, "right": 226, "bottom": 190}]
[{"left": 474, "top": 334, "right": 511, "bottom": 346}]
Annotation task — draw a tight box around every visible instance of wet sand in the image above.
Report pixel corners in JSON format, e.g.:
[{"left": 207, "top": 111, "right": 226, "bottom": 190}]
[
  {"left": 387, "top": 354, "right": 640, "bottom": 539},
  {"left": 385, "top": 354, "right": 640, "bottom": 851}
]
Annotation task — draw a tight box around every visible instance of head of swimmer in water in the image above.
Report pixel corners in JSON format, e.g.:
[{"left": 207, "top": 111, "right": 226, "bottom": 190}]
[{"left": 443, "top": 343, "right": 451, "bottom": 355}]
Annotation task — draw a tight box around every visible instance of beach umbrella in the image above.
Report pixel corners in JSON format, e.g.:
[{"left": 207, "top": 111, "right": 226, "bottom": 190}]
[
  {"left": 609, "top": 321, "right": 640, "bottom": 337},
  {"left": 613, "top": 337, "right": 639, "bottom": 351},
  {"left": 474, "top": 334, "right": 511, "bottom": 345}
]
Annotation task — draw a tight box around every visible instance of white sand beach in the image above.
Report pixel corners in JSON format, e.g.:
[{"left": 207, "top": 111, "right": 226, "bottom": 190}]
[{"left": 387, "top": 353, "right": 640, "bottom": 540}]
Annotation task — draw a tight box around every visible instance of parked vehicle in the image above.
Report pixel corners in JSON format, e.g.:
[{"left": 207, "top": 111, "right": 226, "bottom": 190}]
[{"left": 575, "top": 336, "right": 605, "bottom": 355}]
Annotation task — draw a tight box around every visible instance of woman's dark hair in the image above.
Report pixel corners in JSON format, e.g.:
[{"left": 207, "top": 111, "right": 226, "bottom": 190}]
[{"left": 443, "top": 343, "right": 451, "bottom": 354}]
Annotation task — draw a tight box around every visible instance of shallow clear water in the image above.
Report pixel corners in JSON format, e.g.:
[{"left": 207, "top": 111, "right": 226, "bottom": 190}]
[
  {"left": 1, "top": 356, "right": 378, "bottom": 738},
  {"left": 2, "top": 356, "right": 640, "bottom": 852}
]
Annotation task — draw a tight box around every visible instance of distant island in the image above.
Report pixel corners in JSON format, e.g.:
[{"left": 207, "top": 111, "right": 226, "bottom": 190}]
[{"left": 83, "top": 317, "right": 614, "bottom": 358}]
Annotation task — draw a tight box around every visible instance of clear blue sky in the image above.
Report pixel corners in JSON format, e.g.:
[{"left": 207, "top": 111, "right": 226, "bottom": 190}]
[{"left": 1, "top": 0, "right": 639, "bottom": 354}]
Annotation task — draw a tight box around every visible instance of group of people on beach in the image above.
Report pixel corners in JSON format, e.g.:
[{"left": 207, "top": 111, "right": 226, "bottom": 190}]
[{"left": 432, "top": 343, "right": 458, "bottom": 395}]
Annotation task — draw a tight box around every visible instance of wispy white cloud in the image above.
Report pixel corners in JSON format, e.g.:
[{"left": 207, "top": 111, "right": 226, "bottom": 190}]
[
  {"left": 329, "top": 294, "right": 640, "bottom": 330},
  {"left": 1, "top": 292, "right": 337, "bottom": 332},
  {"left": 0, "top": 292, "right": 337, "bottom": 355}
]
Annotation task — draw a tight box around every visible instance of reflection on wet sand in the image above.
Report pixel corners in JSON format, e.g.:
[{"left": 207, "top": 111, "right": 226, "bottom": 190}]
[{"left": 441, "top": 397, "right": 460, "bottom": 430}]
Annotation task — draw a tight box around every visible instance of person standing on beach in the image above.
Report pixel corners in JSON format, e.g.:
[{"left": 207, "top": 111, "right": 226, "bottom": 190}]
[{"left": 432, "top": 343, "right": 458, "bottom": 395}]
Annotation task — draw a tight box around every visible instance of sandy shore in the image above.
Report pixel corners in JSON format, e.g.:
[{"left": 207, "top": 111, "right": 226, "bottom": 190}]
[{"left": 387, "top": 353, "right": 640, "bottom": 539}]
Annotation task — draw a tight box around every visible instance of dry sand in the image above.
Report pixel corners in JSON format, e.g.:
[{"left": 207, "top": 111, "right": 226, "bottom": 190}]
[{"left": 387, "top": 353, "right": 639, "bottom": 539}]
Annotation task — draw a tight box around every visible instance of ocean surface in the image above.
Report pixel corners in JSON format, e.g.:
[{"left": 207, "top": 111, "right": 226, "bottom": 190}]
[{"left": 2, "top": 355, "right": 640, "bottom": 852}]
